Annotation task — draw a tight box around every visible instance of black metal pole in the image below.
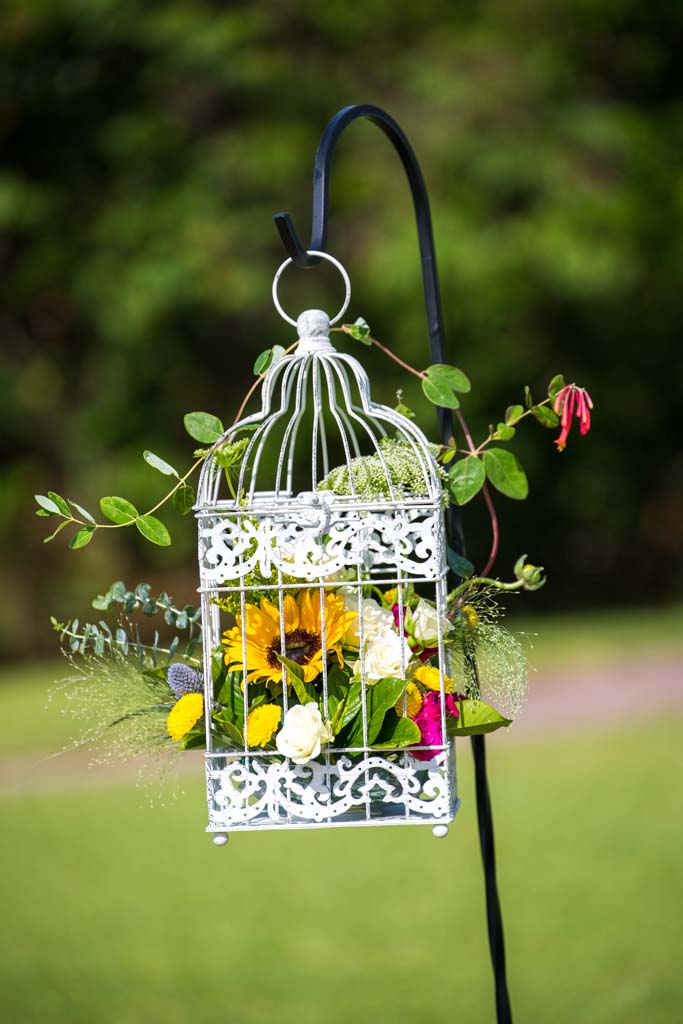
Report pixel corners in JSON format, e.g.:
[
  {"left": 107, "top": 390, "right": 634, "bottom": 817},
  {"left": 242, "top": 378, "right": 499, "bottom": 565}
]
[{"left": 273, "top": 103, "right": 513, "bottom": 1024}]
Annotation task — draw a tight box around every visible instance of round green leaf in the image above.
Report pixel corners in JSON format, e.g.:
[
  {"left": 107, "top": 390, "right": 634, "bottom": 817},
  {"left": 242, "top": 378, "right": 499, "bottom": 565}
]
[
  {"left": 143, "top": 450, "right": 179, "bottom": 477},
  {"left": 100, "top": 496, "right": 138, "bottom": 524},
  {"left": 69, "top": 526, "right": 95, "bottom": 549},
  {"left": 136, "top": 515, "right": 171, "bottom": 546},
  {"left": 483, "top": 448, "right": 529, "bottom": 500},
  {"left": 421, "top": 376, "right": 460, "bottom": 409},
  {"left": 448, "top": 456, "right": 485, "bottom": 505},
  {"left": 531, "top": 405, "right": 560, "bottom": 429},
  {"left": 183, "top": 412, "right": 224, "bottom": 444},
  {"left": 253, "top": 349, "right": 273, "bottom": 375},
  {"left": 271, "top": 344, "right": 286, "bottom": 364},
  {"left": 172, "top": 484, "right": 195, "bottom": 516},
  {"left": 505, "top": 405, "right": 524, "bottom": 425},
  {"left": 491, "top": 423, "right": 516, "bottom": 441},
  {"left": 425, "top": 364, "right": 471, "bottom": 393},
  {"left": 548, "top": 374, "right": 566, "bottom": 401}
]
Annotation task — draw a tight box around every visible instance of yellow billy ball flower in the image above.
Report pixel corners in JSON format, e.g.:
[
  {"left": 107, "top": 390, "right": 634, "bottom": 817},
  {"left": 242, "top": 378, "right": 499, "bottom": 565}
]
[
  {"left": 167, "top": 692, "right": 204, "bottom": 740},
  {"left": 461, "top": 604, "right": 480, "bottom": 628},
  {"left": 247, "top": 704, "right": 282, "bottom": 748},
  {"left": 382, "top": 587, "right": 399, "bottom": 609},
  {"left": 394, "top": 682, "right": 423, "bottom": 719},
  {"left": 412, "top": 665, "right": 454, "bottom": 693}
]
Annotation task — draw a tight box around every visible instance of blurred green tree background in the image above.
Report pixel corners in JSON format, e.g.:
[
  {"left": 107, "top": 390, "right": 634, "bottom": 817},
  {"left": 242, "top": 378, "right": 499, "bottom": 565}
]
[{"left": 2, "top": 0, "right": 682, "bottom": 658}]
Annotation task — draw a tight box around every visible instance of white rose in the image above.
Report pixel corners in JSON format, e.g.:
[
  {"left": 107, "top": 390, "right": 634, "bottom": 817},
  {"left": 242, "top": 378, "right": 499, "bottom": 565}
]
[
  {"left": 353, "top": 627, "right": 413, "bottom": 684},
  {"left": 341, "top": 592, "right": 394, "bottom": 648},
  {"left": 406, "top": 599, "right": 444, "bottom": 647},
  {"left": 275, "top": 704, "right": 334, "bottom": 765}
]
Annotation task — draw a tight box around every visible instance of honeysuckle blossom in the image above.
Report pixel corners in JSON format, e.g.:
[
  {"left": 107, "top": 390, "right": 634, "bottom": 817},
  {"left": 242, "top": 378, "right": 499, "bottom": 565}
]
[{"left": 553, "top": 384, "right": 593, "bottom": 452}]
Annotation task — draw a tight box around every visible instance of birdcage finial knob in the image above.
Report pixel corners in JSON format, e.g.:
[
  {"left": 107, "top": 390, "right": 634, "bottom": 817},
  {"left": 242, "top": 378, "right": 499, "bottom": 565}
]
[{"left": 296, "top": 309, "right": 335, "bottom": 353}]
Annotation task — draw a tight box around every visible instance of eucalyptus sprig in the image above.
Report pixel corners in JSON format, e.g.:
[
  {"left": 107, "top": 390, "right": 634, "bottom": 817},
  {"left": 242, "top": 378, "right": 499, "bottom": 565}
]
[{"left": 52, "top": 581, "right": 202, "bottom": 663}]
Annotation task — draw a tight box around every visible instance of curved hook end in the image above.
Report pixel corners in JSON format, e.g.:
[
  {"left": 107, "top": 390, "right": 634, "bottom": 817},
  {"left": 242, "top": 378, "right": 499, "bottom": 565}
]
[{"left": 273, "top": 213, "right": 321, "bottom": 267}]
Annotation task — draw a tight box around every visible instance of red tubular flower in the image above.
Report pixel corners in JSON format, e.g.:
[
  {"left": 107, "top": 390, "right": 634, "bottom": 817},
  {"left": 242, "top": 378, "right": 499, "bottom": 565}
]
[{"left": 553, "top": 384, "right": 593, "bottom": 451}]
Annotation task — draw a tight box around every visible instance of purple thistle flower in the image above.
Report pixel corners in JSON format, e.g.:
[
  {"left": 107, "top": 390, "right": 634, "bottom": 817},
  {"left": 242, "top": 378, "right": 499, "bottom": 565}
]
[{"left": 167, "top": 663, "right": 204, "bottom": 699}]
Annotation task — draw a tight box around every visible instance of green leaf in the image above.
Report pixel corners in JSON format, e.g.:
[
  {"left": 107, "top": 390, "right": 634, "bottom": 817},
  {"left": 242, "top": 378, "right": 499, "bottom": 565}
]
[
  {"left": 69, "top": 501, "right": 95, "bottom": 524},
  {"left": 491, "top": 422, "right": 516, "bottom": 441},
  {"left": 333, "top": 682, "right": 363, "bottom": 735},
  {"left": 47, "top": 492, "right": 70, "bottom": 516},
  {"left": 143, "top": 450, "right": 179, "bottom": 478},
  {"left": 253, "top": 349, "right": 274, "bottom": 375},
  {"left": 172, "top": 485, "right": 195, "bottom": 515},
  {"left": 183, "top": 411, "right": 224, "bottom": 444},
  {"left": 271, "top": 344, "right": 286, "bottom": 364},
  {"left": 448, "top": 456, "right": 485, "bottom": 505},
  {"left": 100, "top": 496, "right": 138, "bottom": 524},
  {"left": 69, "top": 526, "right": 95, "bottom": 549},
  {"left": 446, "top": 699, "right": 511, "bottom": 736},
  {"left": 345, "top": 677, "right": 405, "bottom": 747},
  {"left": 275, "top": 654, "right": 316, "bottom": 704},
  {"left": 212, "top": 712, "right": 245, "bottom": 749},
  {"left": 421, "top": 376, "right": 460, "bottom": 409},
  {"left": 424, "top": 364, "right": 471, "bottom": 393},
  {"left": 35, "top": 509, "right": 51, "bottom": 517},
  {"left": 531, "top": 404, "right": 560, "bottom": 429},
  {"left": 505, "top": 404, "right": 524, "bottom": 425},
  {"left": 347, "top": 317, "right": 372, "bottom": 344},
  {"left": 35, "top": 494, "right": 60, "bottom": 515},
  {"left": 372, "top": 714, "right": 421, "bottom": 748},
  {"left": 216, "top": 671, "right": 244, "bottom": 724},
  {"left": 548, "top": 374, "right": 566, "bottom": 401},
  {"left": 482, "top": 448, "right": 529, "bottom": 500},
  {"left": 44, "top": 519, "right": 70, "bottom": 543},
  {"left": 136, "top": 515, "right": 171, "bottom": 546},
  {"left": 447, "top": 547, "right": 474, "bottom": 578},
  {"left": 367, "top": 677, "right": 406, "bottom": 744},
  {"left": 524, "top": 385, "right": 533, "bottom": 409}
]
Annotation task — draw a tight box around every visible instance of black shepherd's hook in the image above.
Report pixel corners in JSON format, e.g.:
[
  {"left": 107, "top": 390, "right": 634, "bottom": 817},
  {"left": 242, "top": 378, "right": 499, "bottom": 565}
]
[{"left": 273, "top": 103, "right": 513, "bottom": 1024}]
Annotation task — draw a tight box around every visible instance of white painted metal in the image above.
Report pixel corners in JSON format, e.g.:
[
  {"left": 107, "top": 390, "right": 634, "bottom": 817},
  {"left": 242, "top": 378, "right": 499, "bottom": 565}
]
[{"left": 196, "top": 259, "right": 458, "bottom": 837}]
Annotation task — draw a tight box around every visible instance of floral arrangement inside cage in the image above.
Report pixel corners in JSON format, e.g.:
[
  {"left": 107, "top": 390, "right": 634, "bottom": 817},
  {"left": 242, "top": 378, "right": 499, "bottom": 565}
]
[{"left": 40, "top": 253, "right": 592, "bottom": 843}]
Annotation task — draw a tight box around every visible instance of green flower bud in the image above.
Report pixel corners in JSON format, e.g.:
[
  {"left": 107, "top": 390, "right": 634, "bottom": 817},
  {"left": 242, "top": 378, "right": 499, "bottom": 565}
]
[{"left": 513, "top": 554, "right": 546, "bottom": 591}]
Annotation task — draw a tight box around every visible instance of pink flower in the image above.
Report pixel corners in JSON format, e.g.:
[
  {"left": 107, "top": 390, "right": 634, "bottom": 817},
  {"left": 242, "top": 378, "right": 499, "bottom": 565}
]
[
  {"left": 553, "top": 384, "right": 593, "bottom": 451},
  {"left": 411, "top": 692, "right": 459, "bottom": 761}
]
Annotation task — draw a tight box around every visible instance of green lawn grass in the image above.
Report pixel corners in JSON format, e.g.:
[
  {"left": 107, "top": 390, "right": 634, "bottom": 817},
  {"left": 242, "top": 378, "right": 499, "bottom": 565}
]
[{"left": 1, "top": 717, "right": 681, "bottom": 1024}]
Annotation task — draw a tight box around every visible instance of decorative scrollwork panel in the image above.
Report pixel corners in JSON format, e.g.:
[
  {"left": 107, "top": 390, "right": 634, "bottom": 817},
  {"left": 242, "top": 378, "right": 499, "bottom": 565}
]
[
  {"left": 199, "top": 506, "right": 444, "bottom": 584},
  {"left": 206, "top": 746, "right": 457, "bottom": 830}
]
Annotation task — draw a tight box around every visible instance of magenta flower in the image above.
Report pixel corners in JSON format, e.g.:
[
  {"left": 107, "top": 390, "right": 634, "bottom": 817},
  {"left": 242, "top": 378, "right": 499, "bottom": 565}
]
[
  {"left": 553, "top": 384, "right": 593, "bottom": 452},
  {"left": 411, "top": 692, "right": 459, "bottom": 761}
]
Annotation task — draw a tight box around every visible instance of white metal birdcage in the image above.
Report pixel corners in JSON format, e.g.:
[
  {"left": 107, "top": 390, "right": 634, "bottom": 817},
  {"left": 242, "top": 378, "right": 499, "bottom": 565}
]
[{"left": 195, "top": 254, "right": 458, "bottom": 841}]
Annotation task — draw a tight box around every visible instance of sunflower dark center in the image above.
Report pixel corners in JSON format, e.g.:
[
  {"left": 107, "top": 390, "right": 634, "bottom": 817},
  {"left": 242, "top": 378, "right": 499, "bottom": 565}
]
[{"left": 267, "top": 629, "right": 322, "bottom": 668}]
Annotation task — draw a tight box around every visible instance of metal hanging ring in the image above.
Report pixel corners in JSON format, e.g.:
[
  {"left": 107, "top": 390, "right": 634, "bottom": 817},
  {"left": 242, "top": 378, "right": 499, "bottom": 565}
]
[{"left": 271, "top": 250, "right": 351, "bottom": 327}]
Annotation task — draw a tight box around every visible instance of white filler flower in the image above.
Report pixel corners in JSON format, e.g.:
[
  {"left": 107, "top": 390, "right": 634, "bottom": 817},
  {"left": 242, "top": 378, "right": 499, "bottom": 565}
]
[
  {"left": 354, "top": 627, "right": 413, "bottom": 684},
  {"left": 275, "top": 704, "right": 334, "bottom": 764}
]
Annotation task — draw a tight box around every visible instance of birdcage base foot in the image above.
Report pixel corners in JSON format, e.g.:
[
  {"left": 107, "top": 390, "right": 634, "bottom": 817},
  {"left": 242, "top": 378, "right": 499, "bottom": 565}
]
[
  {"left": 212, "top": 832, "right": 230, "bottom": 847},
  {"left": 432, "top": 824, "right": 449, "bottom": 838}
]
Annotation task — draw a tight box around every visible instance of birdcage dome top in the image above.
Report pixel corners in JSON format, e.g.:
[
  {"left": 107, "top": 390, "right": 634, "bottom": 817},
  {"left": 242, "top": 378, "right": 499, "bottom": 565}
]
[{"left": 195, "top": 308, "right": 444, "bottom": 513}]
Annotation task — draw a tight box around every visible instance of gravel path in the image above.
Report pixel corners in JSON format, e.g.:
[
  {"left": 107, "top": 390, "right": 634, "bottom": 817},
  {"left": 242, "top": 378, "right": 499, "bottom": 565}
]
[{"left": 1, "top": 655, "right": 681, "bottom": 794}]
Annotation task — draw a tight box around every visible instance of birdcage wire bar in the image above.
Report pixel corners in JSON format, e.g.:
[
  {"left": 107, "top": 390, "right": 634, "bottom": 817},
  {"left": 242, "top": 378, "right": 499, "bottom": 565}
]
[{"left": 195, "top": 298, "right": 459, "bottom": 835}]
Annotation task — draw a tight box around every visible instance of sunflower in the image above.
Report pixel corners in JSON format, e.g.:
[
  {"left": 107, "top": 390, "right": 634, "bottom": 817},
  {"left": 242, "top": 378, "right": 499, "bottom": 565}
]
[{"left": 222, "top": 589, "right": 355, "bottom": 686}]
